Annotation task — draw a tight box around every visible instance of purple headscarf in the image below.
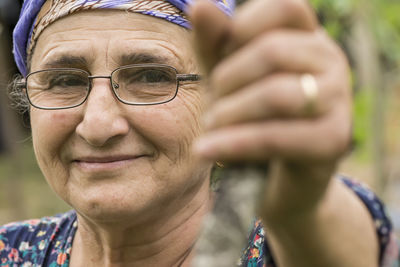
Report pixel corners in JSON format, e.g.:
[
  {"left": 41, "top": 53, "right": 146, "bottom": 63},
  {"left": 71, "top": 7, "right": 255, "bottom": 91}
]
[{"left": 13, "top": 0, "right": 235, "bottom": 76}]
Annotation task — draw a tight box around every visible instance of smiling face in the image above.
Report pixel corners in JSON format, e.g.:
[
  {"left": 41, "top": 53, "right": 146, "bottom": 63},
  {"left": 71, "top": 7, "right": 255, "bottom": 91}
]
[{"left": 29, "top": 10, "right": 211, "bottom": 224}]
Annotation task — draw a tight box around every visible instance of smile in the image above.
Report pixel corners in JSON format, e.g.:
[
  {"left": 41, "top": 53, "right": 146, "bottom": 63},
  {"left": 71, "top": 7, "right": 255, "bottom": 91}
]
[{"left": 73, "top": 155, "right": 146, "bottom": 172}]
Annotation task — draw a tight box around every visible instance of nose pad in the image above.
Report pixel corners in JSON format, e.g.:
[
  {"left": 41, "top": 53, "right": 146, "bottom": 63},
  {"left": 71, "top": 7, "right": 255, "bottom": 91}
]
[{"left": 113, "top": 82, "right": 120, "bottom": 94}]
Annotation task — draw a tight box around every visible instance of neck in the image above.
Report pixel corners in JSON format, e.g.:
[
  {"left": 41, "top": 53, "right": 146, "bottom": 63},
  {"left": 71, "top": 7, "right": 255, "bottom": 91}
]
[{"left": 70, "top": 178, "right": 213, "bottom": 267}]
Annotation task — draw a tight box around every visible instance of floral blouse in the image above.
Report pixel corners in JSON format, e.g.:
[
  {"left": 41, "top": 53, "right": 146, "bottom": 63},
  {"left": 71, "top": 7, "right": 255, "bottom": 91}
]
[
  {"left": 0, "top": 177, "right": 398, "bottom": 267},
  {"left": 239, "top": 177, "right": 400, "bottom": 267}
]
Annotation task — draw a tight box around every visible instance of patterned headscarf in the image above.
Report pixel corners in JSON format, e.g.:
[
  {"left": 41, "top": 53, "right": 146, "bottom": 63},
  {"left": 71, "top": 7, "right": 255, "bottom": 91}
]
[{"left": 13, "top": 0, "right": 235, "bottom": 76}]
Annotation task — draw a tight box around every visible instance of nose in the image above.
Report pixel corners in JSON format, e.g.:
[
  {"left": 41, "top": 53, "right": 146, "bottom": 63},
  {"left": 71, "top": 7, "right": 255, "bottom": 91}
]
[{"left": 76, "top": 78, "right": 129, "bottom": 147}]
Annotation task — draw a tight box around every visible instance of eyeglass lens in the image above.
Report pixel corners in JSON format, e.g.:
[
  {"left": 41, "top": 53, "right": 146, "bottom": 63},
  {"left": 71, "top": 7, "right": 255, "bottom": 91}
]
[
  {"left": 113, "top": 65, "right": 177, "bottom": 105},
  {"left": 26, "top": 65, "right": 178, "bottom": 109}
]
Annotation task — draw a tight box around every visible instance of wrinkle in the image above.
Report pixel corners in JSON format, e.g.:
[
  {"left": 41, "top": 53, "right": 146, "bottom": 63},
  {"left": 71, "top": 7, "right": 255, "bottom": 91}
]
[{"left": 75, "top": 183, "right": 211, "bottom": 262}]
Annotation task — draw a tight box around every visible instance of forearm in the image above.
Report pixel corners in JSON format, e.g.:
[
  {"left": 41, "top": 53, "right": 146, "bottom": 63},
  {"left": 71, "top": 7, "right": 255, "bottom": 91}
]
[
  {"left": 189, "top": 0, "right": 376, "bottom": 265},
  {"left": 263, "top": 178, "right": 379, "bottom": 267}
]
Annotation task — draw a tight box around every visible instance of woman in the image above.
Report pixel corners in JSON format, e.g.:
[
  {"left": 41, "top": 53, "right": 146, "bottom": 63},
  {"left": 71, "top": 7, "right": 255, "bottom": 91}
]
[{"left": 1, "top": 0, "right": 398, "bottom": 266}]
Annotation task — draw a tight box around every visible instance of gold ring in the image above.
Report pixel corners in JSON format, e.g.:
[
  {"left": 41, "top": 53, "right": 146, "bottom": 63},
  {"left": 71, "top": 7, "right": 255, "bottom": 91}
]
[{"left": 300, "top": 74, "right": 318, "bottom": 114}]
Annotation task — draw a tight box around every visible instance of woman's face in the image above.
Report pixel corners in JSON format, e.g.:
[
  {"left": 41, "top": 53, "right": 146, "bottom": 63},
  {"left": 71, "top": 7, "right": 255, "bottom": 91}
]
[{"left": 30, "top": 10, "right": 211, "bottom": 223}]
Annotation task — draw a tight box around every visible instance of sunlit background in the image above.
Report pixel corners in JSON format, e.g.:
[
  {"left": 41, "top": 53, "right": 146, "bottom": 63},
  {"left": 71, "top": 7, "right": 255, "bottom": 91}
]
[{"left": 0, "top": 0, "right": 400, "bottom": 233}]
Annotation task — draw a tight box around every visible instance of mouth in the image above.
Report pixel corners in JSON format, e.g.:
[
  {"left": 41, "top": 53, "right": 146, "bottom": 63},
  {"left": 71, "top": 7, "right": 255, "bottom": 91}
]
[{"left": 73, "top": 155, "right": 147, "bottom": 172}]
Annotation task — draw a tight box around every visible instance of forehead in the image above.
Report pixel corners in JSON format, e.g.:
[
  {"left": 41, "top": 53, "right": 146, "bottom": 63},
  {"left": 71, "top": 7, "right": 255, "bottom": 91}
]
[{"left": 30, "top": 10, "right": 195, "bottom": 72}]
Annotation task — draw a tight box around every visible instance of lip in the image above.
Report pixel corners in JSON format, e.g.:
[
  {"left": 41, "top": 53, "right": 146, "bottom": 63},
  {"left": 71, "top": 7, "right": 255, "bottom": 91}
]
[{"left": 73, "top": 155, "right": 146, "bottom": 172}]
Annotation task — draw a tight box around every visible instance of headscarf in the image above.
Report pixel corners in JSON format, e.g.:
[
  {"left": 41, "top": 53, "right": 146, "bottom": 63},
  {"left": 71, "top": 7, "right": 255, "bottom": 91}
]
[{"left": 13, "top": 0, "right": 235, "bottom": 76}]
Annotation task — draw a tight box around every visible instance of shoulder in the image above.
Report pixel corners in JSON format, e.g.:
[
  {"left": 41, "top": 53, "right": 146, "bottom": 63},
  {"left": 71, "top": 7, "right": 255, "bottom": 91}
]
[
  {"left": 240, "top": 176, "right": 399, "bottom": 267},
  {"left": 0, "top": 210, "right": 76, "bottom": 245},
  {"left": 0, "top": 210, "right": 76, "bottom": 265},
  {"left": 337, "top": 175, "right": 399, "bottom": 266}
]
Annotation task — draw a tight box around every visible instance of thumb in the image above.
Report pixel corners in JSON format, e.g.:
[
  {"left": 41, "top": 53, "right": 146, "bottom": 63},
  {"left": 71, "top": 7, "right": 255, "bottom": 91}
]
[{"left": 189, "top": 0, "right": 233, "bottom": 74}]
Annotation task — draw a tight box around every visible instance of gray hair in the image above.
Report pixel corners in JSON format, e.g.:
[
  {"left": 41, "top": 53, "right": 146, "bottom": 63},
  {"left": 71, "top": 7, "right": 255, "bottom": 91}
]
[{"left": 8, "top": 74, "right": 29, "bottom": 114}]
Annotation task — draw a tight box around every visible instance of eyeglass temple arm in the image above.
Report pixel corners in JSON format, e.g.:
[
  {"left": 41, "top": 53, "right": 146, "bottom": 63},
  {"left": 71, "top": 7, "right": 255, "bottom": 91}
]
[{"left": 177, "top": 74, "right": 202, "bottom": 82}]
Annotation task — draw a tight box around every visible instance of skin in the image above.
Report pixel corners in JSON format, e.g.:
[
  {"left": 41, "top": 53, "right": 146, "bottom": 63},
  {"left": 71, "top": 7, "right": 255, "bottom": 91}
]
[
  {"left": 30, "top": 10, "right": 211, "bottom": 267},
  {"left": 190, "top": 0, "right": 379, "bottom": 266},
  {"left": 28, "top": 0, "right": 380, "bottom": 266}
]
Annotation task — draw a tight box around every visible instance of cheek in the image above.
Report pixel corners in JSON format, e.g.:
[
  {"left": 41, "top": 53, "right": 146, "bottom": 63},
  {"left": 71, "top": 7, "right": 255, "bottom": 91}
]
[
  {"left": 176, "top": 84, "right": 205, "bottom": 133},
  {"left": 171, "top": 91, "right": 204, "bottom": 157},
  {"left": 30, "top": 109, "right": 80, "bottom": 173},
  {"left": 138, "top": 88, "right": 204, "bottom": 161}
]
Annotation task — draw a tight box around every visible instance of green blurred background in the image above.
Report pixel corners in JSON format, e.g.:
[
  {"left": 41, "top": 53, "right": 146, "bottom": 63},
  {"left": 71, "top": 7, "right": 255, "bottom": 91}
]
[{"left": 0, "top": 0, "right": 400, "bottom": 230}]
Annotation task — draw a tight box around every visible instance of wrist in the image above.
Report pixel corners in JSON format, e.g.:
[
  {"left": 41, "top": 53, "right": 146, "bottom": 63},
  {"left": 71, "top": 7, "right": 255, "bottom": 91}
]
[{"left": 259, "top": 160, "right": 337, "bottom": 228}]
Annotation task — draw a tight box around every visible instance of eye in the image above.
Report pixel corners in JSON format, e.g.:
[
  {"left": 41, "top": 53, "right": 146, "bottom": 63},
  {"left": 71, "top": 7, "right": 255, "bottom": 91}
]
[
  {"left": 49, "top": 74, "right": 88, "bottom": 89},
  {"left": 121, "top": 68, "right": 175, "bottom": 84},
  {"left": 141, "top": 70, "right": 171, "bottom": 83}
]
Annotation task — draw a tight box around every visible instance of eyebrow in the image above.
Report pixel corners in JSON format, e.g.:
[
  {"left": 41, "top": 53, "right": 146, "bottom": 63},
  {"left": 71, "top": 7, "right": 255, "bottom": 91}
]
[
  {"left": 119, "top": 53, "right": 171, "bottom": 66},
  {"left": 43, "top": 56, "right": 88, "bottom": 69},
  {"left": 42, "top": 53, "right": 171, "bottom": 69}
]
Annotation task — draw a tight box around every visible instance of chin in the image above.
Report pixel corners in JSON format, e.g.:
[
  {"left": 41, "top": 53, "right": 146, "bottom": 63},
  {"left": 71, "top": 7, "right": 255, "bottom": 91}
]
[{"left": 68, "top": 181, "right": 181, "bottom": 226}]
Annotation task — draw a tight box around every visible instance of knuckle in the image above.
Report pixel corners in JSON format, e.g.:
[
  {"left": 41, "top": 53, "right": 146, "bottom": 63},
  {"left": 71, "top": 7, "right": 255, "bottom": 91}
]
[
  {"left": 318, "top": 34, "right": 349, "bottom": 70},
  {"left": 319, "top": 116, "right": 351, "bottom": 159},
  {"left": 270, "top": 91, "right": 295, "bottom": 113},
  {"left": 211, "top": 101, "right": 235, "bottom": 125},
  {"left": 259, "top": 126, "right": 280, "bottom": 154},
  {"left": 257, "top": 33, "right": 287, "bottom": 65},
  {"left": 320, "top": 64, "right": 351, "bottom": 102},
  {"left": 327, "top": 45, "right": 349, "bottom": 72},
  {"left": 328, "top": 74, "right": 349, "bottom": 98},
  {"left": 264, "top": 75, "right": 302, "bottom": 114},
  {"left": 210, "top": 63, "right": 227, "bottom": 92},
  {"left": 280, "top": 0, "right": 308, "bottom": 21},
  {"left": 278, "top": 82, "right": 301, "bottom": 112}
]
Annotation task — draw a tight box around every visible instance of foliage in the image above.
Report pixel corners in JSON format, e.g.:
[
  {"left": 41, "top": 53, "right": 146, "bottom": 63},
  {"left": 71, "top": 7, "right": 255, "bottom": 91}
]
[
  {"left": 311, "top": 0, "right": 400, "bottom": 66},
  {"left": 310, "top": 0, "right": 400, "bottom": 161}
]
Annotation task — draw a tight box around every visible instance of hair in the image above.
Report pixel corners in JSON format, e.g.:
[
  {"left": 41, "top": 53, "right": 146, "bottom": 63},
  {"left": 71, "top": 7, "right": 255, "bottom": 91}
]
[{"left": 8, "top": 74, "right": 30, "bottom": 115}]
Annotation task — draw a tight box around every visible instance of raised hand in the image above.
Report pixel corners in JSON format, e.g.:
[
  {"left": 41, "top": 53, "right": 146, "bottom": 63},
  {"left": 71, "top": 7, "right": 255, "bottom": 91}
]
[{"left": 190, "top": 0, "right": 378, "bottom": 266}]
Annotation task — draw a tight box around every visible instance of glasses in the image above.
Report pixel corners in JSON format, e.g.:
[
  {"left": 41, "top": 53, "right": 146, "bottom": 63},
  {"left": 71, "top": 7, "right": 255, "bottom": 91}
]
[{"left": 20, "top": 64, "right": 201, "bottom": 110}]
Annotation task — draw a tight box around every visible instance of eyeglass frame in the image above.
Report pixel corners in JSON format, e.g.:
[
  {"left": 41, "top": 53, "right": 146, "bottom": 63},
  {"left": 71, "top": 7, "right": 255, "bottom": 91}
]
[{"left": 17, "top": 63, "right": 202, "bottom": 110}]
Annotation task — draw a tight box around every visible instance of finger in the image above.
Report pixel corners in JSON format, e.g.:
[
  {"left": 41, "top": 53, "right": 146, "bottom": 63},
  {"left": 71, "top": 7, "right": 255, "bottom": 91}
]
[
  {"left": 193, "top": 107, "right": 351, "bottom": 162},
  {"left": 204, "top": 73, "right": 336, "bottom": 129},
  {"left": 188, "top": 0, "right": 233, "bottom": 73},
  {"left": 210, "top": 29, "right": 342, "bottom": 98},
  {"left": 231, "top": 0, "right": 318, "bottom": 48}
]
